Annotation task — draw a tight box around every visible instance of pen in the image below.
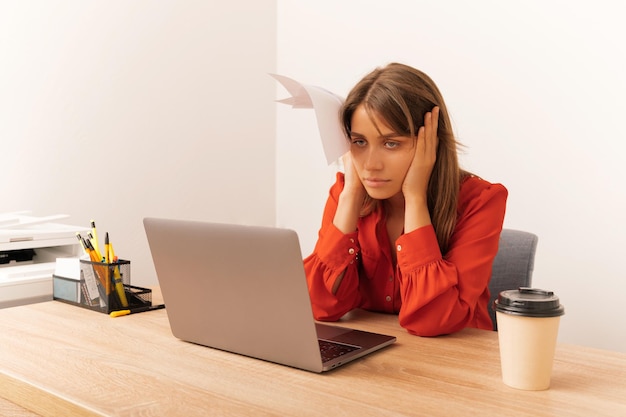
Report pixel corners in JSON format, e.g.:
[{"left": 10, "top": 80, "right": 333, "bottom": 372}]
[
  {"left": 107, "top": 239, "right": 129, "bottom": 307},
  {"left": 104, "top": 232, "right": 110, "bottom": 264},
  {"left": 109, "top": 304, "right": 165, "bottom": 318}
]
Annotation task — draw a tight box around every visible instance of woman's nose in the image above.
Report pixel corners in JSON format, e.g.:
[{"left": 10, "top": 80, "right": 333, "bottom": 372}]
[{"left": 363, "top": 148, "right": 383, "bottom": 171}]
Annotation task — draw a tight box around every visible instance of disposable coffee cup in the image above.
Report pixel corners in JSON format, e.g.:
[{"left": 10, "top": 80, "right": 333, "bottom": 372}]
[{"left": 494, "top": 287, "right": 565, "bottom": 390}]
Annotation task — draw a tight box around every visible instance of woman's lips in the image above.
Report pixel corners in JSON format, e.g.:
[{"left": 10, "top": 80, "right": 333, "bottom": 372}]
[{"left": 363, "top": 178, "right": 390, "bottom": 188}]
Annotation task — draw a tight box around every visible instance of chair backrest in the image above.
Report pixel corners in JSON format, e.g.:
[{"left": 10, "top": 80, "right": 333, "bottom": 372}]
[{"left": 487, "top": 229, "right": 538, "bottom": 330}]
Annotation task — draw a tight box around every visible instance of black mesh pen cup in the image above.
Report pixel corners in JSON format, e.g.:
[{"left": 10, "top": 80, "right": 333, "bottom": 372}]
[{"left": 53, "top": 259, "right": 152, "bottom": 314}]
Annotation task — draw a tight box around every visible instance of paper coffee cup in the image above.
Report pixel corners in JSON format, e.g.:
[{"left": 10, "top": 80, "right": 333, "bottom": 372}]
[{"left": 494, "top": 288, "right": 565, "bottom": 390}]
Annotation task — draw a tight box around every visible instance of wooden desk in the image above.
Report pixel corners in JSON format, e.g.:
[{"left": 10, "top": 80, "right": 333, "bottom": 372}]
[{"left": 1, "top": 290, "right": 625, "bottom": 417}]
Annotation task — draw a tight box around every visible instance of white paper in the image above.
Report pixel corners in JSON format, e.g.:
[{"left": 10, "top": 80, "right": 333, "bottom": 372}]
[
  {"left": 0, "top": 213, "right": 89, "bottom": 245},
  {"left": 271, "top": 74, "right": 348, "bottom": 164},
  {"left": 54, "top": 257, "right": 81, "bottom": 280}
]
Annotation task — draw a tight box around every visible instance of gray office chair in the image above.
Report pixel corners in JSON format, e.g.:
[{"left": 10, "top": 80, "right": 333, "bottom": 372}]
[{"left": 487, "top": 229, "right": 538, "bottom": 330}]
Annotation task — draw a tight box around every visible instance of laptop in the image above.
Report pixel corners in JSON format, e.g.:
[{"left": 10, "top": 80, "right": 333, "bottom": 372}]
[{"left": 143, "top": 217, "right": 396, "bottom": 373}]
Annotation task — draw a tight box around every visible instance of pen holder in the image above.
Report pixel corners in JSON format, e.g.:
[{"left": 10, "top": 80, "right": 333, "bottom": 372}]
[{"left": 53, "top": 259, "right": 152, "bottom": 314}]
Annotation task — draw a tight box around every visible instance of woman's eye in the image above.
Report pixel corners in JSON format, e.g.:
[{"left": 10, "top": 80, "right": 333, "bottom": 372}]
[
  {"left": 384, "top": 141, "right": 400, "bottom": 149},
  {"left": 351, "top": 138, "right": 366, "bottom": 147}
]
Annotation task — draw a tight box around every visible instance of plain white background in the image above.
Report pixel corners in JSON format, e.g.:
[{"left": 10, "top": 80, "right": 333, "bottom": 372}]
[
  {"left": 1, "top": 1, "right": 624, "bottom": 352},
  {"left": 276, "top": 1, "right": 626, "bottom": 352},
  {"left": 0, "top": 0, "right": 277, "bottom": 288}
]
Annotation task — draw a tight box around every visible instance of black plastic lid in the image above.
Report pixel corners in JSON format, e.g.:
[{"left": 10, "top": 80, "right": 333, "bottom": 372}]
[{"left": 494, "top": 287, "right": 565, "bottom": 318}]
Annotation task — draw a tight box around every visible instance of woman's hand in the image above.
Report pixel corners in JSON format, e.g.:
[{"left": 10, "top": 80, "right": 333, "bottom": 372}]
[
  {"left": 402, "top": 106, "right": 440, "bottom": 202},
  {"left": 341, "top": 152, "right": 366, "bottom": 200},
  {"left": 333, "top": 152, "right": 366, "bottom": 234},
  {"left": 402, "top": 107, "right": 439, "bottom": 233}
]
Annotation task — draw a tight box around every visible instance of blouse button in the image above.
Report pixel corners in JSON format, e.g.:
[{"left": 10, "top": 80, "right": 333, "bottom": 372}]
[
  {"left": 388, "top": 276, "right": 393, "bottom": 282},
  {"left": 348, "top": 248, "right": 355, "bottom": 255},
  {"left": 397, "top": 244, "right": 402, "bottom": 252},
  {"left": 385, "top": 295, "right": 392, "bottom": 302}
]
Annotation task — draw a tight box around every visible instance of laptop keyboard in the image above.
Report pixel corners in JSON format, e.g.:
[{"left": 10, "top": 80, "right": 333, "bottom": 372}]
[{"left": 318, "top": 339, "right": 360, "bottom": 363}]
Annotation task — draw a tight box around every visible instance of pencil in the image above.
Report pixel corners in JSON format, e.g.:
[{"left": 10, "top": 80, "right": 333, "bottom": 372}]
[
  {"left": 76, "top": 233, "right": 88, "bottom": 255},
  {"left": 90, "top": 220, "right": 100, "bottom": 256}
]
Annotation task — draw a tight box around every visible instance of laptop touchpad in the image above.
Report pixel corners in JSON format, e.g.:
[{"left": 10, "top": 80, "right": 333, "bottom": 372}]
[{"left": 316, "top": 323, "right": 355, "bottom": 340}]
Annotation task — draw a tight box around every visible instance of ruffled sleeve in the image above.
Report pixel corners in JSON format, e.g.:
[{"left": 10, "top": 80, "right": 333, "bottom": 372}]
[
  {"left": 304, "top": 173, "right": 362, "bottom": 320},
  {"left": 396, "top": 178, "right": 507, "bottom": 336}
]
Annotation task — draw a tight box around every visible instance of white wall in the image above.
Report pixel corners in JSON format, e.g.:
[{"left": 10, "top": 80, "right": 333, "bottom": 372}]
[
  {"left": 0, "top": 0, "right": 277, "bottom": 287},
  {"left": 2, "top": 0, "right": 624, "bottom": 353},
  {"left": 276, "top": 1, "right": 626, "bottom": 352}
]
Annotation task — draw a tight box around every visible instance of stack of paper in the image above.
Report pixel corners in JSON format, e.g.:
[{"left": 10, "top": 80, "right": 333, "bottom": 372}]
[{"left": 0, "top": 212, "right": 88, "bottom": 308}]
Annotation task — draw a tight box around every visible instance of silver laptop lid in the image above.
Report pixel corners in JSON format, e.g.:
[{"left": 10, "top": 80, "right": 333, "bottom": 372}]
[{"left": 143, "top": 217, "right": 324, "bottom": 372}]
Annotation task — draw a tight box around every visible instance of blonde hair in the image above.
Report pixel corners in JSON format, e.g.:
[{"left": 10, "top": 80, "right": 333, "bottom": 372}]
[{"left": 341, "top": 63, "right": 467, "bottom": 254}]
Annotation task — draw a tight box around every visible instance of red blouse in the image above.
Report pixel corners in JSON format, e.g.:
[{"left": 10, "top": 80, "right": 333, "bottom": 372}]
[{"left": 304, "top": 172, "right": 508, "bottom": 336}]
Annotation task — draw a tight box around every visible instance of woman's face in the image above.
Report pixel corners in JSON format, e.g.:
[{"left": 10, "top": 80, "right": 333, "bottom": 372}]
[{"left": 349, "top": 104, "right": 415, "bottom": 200}]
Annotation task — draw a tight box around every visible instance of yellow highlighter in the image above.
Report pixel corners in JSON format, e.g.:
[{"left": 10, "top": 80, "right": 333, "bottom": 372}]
[{"left": 110, "top": 304, "right": 165, "bottom": 318}]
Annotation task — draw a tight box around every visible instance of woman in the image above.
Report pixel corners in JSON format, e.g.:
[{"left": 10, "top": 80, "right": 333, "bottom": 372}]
[{"left": 304, "top": 63, "right": 507, "bottom": 336}]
